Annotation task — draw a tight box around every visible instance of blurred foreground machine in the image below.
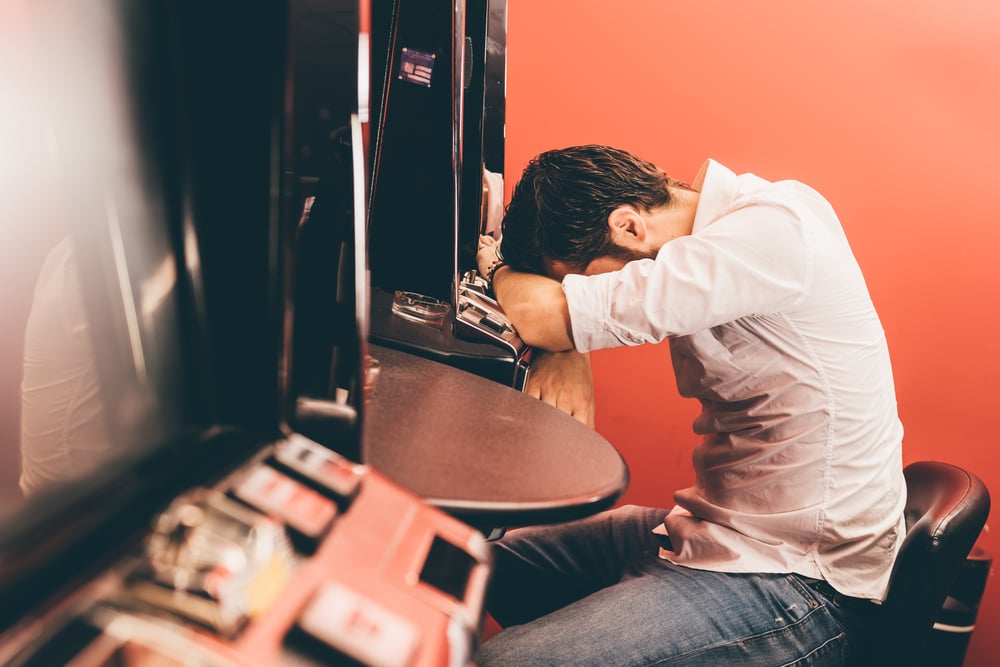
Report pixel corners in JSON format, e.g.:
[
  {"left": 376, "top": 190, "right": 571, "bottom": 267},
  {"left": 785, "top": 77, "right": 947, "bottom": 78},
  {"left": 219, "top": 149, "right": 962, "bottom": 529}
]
[
  {"left": 0, "top": 1, "right": 493, "bottom": 665},
  {"left": 4, "top": 434, "right": 490, "bottom": 667}
]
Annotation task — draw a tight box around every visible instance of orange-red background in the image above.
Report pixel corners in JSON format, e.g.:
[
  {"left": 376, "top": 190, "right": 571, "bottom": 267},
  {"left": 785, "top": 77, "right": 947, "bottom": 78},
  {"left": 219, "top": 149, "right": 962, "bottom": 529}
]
[{"left": 505, "top": 1, "right": 1000, "bottom": 664}]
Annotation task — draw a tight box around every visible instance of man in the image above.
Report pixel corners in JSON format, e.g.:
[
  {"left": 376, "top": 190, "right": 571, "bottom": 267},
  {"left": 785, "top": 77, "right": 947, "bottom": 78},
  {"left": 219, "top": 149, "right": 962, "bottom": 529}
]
[{"left": 474, "top": 145, "right": 905, "bottom": 665}]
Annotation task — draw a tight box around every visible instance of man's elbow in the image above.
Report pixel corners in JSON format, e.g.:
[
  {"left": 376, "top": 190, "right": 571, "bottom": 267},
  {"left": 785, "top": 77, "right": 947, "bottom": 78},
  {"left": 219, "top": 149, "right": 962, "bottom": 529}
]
[{"left": 505, "top": 297, "right": 574, "bottom": 352}]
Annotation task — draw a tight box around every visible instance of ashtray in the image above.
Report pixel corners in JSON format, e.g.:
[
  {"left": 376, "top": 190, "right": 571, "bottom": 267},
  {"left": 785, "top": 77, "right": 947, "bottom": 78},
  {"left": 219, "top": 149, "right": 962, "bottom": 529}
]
[{"left": 391, "top": 290, "right": 450, "bottom": 326}]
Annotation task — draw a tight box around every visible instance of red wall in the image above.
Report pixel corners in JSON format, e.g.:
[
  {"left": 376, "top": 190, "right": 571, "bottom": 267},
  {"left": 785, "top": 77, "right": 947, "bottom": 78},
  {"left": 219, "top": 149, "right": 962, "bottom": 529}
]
[{"left": 505, "top": 2, "right": 1000, "bottom": 664}]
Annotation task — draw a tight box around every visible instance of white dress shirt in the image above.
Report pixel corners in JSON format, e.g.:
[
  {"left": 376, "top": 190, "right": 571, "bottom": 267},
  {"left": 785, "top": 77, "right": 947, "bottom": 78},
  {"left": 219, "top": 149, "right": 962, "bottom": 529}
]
[{"left": 563, "top": 160, "right": 906, "bottom": 600}]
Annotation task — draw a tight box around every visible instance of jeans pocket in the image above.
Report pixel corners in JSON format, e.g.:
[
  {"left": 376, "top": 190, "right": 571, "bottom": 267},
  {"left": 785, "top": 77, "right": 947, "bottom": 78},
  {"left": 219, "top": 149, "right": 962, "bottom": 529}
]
[
  {"left": 787, "top": 574, "right": 881, "bottom": 664},
  {"left": 787, "top": 574, "right": 827, "bottom": 611}
]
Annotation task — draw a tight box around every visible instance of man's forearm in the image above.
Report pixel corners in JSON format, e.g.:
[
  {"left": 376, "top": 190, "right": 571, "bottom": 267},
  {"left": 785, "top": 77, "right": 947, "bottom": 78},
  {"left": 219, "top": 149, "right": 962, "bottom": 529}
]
[{"left": 492, "top": 266, "right": 575, "bottom": 351}]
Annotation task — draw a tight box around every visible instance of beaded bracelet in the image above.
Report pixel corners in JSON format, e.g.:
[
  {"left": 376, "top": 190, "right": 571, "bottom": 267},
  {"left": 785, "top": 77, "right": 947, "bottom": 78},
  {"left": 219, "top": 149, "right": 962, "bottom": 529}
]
[
  {"left": 486, "top": 259, "right": 506, "bottom": 284},
  {"left": 482, "top": 240, "right": 505, "bottom": 284}
]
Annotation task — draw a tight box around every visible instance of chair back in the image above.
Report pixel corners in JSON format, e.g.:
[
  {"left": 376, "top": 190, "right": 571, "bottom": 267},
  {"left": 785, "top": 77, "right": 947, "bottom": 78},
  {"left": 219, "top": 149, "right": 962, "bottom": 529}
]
[{"left": 875, "top": 461, "right": 990, "bottom": 663}]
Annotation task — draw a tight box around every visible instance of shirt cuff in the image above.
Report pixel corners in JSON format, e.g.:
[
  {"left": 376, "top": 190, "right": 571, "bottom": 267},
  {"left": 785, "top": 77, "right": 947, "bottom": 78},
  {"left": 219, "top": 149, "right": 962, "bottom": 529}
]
[{"left": 562, "top": 272, "right": 621, "bottom": 352}]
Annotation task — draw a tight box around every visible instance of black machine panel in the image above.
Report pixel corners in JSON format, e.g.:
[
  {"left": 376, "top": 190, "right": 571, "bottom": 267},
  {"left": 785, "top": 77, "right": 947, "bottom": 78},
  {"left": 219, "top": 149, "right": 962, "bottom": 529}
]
[
  {"left": 283, "top": 0, "right": 372, "bottom": 461},
  {"left": 369, "top": 0, "right": 459, "bottom": 301}
]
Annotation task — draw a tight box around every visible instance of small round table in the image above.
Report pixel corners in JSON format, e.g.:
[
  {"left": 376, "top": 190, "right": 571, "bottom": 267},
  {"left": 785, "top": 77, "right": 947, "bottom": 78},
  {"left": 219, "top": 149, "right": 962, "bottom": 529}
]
[{"left": 364, "top": 344, "right": 629, "bottom": 530}]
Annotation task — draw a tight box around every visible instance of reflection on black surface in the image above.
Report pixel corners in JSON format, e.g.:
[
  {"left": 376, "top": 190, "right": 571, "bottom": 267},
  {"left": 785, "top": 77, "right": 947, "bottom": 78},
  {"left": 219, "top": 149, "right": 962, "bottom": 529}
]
[
  {"left": 0, "top": 0, "right": 292, "bottom": 629},
  {"left": 2, "top": 0, "right": 219, "bottom": 508},
  {"left": 1, "top": 0, "right": 369, "bottom": 511},
  {"left": 289, "top": 129, "right": 361, "bottom": 407},
  {"left": 19, "top": 238, "right": 110, "bottom": 496}
]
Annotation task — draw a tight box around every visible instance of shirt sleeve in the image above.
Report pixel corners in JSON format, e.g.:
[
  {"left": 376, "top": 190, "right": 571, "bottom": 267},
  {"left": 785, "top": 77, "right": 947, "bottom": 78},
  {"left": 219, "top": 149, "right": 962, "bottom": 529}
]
[{"left": 563, "top": 200, "right": 814, "bottom": 352}]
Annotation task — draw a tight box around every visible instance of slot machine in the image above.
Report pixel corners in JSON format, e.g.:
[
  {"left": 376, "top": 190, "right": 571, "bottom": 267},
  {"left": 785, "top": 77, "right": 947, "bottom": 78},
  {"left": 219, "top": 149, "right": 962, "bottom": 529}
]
[
  {"left": 0, "top": 1, "right": 492, "bottom": 665},
  {"left": 367, "top": 0, "right": 531, "bottom": 389}
]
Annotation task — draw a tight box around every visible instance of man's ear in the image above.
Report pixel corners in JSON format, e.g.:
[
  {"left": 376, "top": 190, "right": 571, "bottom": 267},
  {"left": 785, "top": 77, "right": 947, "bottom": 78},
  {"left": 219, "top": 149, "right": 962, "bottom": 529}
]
[{"left": 607, "top": 206, "right": 647, "bottom": 247}]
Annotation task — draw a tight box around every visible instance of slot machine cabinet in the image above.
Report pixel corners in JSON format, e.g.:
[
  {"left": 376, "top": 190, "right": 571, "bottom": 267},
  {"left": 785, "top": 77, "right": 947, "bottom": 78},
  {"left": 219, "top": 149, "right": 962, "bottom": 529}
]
[
  {"left": 0, "top": 1, "right": 493, "bottom": 665},
  {"left": 367, "top": 0, "right": 530, "bottom": 388}
]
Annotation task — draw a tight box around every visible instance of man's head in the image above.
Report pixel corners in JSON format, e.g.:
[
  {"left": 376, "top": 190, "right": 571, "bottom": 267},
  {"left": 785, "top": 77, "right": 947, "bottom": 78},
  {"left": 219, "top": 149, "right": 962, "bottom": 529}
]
[{"left": 500, "top": 145, "right": 680, "bottom": 279}]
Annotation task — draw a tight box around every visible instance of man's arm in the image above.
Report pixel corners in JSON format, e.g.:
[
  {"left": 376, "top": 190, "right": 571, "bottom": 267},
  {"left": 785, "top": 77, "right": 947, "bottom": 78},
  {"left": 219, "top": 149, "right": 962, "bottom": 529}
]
[
  {"left": 491, "top": 265, "right": 574, "bottom": 351},
  {"left": 476, "top": 237, "right": 593, "bottom": 425},
  {"left": 476, "top": 234, "right": 574, "bottom": 351}
]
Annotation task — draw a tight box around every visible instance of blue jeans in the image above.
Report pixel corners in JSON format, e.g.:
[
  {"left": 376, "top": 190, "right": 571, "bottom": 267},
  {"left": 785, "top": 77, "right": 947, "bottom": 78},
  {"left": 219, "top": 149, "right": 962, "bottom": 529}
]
[{"left": 476, "top": 506, "right": 877, "bottom": 666}]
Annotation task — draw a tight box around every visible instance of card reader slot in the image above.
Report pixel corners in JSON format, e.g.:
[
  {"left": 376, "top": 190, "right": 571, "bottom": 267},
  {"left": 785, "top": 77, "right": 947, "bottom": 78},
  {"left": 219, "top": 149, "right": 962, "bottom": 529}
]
[{"left": 418, "top": 536, "right": 477, "bottom": 603}]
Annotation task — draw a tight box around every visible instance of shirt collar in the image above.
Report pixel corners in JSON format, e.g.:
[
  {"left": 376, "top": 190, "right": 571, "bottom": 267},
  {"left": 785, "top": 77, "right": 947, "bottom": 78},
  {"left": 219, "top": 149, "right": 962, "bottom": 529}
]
[{"left": 690, "top": 159, "right": 740, "bottom": 234}]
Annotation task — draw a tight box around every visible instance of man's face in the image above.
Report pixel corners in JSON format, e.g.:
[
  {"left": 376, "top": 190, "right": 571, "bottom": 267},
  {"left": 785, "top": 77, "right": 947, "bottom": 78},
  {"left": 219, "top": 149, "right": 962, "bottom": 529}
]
[{"left": 547, "top": 247, "right": 658, "bottom": 281}]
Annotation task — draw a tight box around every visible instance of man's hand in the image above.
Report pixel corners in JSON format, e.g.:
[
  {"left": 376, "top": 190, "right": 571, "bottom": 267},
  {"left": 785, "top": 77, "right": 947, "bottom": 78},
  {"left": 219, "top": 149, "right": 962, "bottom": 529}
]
[
  {"left": 525, "top": 350, "right": 595, "bottom": 428},
  {"left": 477, "top": 234, "right": 504, "bottom": 280}
]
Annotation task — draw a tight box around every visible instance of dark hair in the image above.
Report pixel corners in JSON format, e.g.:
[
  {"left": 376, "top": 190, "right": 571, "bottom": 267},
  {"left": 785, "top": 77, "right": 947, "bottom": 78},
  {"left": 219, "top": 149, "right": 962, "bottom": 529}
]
[{"left": 499, "top": 145, "right": 673, "bottom": 276}]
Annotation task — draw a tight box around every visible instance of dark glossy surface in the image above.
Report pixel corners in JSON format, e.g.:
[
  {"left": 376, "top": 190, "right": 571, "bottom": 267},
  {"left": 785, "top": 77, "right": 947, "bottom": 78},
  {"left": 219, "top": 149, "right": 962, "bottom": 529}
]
[{"left": 364, "top": 344, "right": 629, "bottom": 528}]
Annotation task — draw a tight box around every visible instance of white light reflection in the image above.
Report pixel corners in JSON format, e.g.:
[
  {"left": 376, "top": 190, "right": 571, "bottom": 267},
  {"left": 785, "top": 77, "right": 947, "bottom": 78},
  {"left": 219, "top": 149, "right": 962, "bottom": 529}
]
[{"left": 105, "top": 191, "right": 149, "bottom": 382}]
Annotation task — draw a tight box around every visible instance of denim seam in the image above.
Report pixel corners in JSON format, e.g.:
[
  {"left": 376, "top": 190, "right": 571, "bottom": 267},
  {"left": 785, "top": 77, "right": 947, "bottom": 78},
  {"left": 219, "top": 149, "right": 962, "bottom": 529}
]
[
  {"left": 643, "top": 602, "right": 832, "bottom": 666},
  {"left": 777, "top": 631, "right": 847, "bottom": 667}
]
